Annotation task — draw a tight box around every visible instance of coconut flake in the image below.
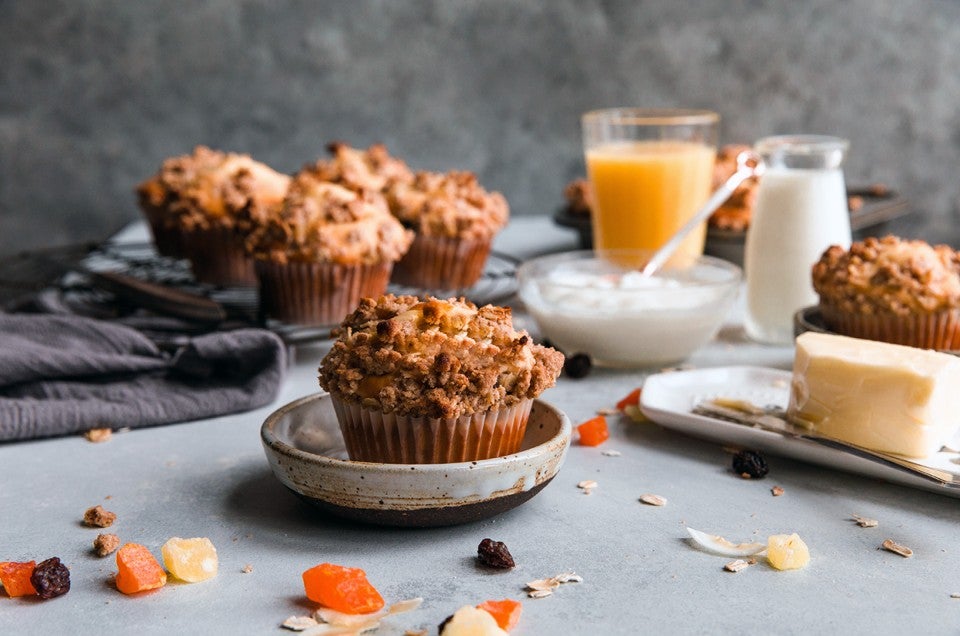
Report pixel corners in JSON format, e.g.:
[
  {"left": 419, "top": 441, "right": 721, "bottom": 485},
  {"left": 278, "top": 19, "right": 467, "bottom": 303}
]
[
  {"left": 686, "top": 527, "right": 766, "bottom": 557},
  {"left": 881, "top": 539, "right": 913, "bottom": 558}
]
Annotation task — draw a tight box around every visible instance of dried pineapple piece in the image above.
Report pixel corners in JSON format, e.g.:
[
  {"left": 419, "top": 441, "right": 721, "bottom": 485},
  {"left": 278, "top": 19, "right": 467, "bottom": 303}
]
[
  {"left": 766, "top": 534, "right": 810, "bottom": 570},
  {"left": 161, "top": 537, "right": 218, "bottom": 583}
]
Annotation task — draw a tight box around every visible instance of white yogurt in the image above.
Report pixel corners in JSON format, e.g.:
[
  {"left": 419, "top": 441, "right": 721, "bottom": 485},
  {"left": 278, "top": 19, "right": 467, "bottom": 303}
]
[{"left": 520, "top": 265, "right": 739, "bottom": 367}]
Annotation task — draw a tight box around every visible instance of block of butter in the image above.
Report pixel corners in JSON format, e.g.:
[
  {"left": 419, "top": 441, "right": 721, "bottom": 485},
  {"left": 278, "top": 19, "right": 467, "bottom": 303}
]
[{"left": 787, "top": 332, "right": 960, "bottom": 458}]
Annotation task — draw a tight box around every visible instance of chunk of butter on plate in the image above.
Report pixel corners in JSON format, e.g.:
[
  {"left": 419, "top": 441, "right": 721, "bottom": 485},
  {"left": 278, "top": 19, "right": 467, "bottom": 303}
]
[{"left": 787, "top": 332, "right": 960, "bottom": 458}]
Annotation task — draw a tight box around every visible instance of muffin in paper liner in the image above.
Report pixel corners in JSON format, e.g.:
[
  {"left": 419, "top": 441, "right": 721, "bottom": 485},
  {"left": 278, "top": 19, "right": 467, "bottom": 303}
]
[
  {"left": 179, "top": 225, "right": 256, "bottom": 287},
  {"left": 391, "top": 234, "right": 492, "bottom": 290},
  {"left": 820, "top": 305, "right": 960, "bottom": 351},
  {"left": 255, "top": 260, "right": 392, "bottom": 326},
  {"left": 141, "top": 203, "right": 184, "bottom": 259},
  {"left": 330, "top": 394, "right": 534, "bottom": 464}
]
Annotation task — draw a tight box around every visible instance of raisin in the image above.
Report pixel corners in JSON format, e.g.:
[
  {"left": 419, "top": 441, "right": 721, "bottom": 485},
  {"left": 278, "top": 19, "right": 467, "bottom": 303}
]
[
  {"left": 732, "top": 450, "right": 769, "bottom": 479},
  {"left": 30, "top": 557, "right": 70, "bottom": 599},
  {"left": 563, "top": 353, "right": 592, "bottom": 379},
  {"left": 477, "top": 538, "right": 515, "bottom": 569}
]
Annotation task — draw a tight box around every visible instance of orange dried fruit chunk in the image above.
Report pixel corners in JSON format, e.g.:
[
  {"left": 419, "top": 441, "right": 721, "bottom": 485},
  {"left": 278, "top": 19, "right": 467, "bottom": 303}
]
[
  {"left": 302, "top": 563, "right": 384, "bottom": 614},
  {"left": 115, "top": 543, "right": 167, "bottom": 595},
  {"left": 161, "top": 537, "right": 218, "bottom": 583},
  {"left": 477, "top": 599, "right": 522, "bottom": 631},
  {"left": 577, "top": 415, "right": 609, "bottom": 447},
  {"left": 616, "top": 388, "right": 642, "bottom": 411},
  {"left": 0, "top": 561, "right": 37, "bottom": 597}
]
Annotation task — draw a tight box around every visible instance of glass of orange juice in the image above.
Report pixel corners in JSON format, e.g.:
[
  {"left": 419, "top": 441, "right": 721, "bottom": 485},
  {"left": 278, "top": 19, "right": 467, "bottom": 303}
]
[{"left": 582, "top": 108, "right": 719, "bottom": 265}]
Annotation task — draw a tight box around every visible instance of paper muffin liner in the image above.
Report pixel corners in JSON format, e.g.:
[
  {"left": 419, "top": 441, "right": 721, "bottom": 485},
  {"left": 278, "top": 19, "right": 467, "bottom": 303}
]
[
  {"left": 180, "top": 225, "right": 257, "bottom": 287},
  {"left": 330, "top": 394, "right": 534, "bottom": 464},
  {"left": 390, "top": 235, "right": 492, "bottom": 291},
  {"left": 140, "top": 203, "right": 184, "bottom": 259},
  {"left": 255, "top": 260, "right": 392, "bottom": 326},
  {"left": 820, "top": 304, "right": 960, "bottom": 350}
]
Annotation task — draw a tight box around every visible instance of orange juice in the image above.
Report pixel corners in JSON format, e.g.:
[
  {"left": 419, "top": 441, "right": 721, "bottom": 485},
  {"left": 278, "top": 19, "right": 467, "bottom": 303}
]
[{"left": 586, "top": 140, "right": 715, "bottom": 261}]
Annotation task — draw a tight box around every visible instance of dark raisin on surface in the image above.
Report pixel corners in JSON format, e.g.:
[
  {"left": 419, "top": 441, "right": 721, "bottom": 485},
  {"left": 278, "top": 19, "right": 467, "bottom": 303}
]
[
  {"left": 732, "top": 449, "right": 769, "bottom": 479},
  {"left": 438, "top": 613, "right": 454, "bottom": 635},
  {"left": 477, "top": 538, "right": 515, "bottom": 569},
  {"left": 31, "top": 557, "right": 71, "bottom": 599},
  {"left": 563, "top": 353, "right": 592, "bottom": 379}
]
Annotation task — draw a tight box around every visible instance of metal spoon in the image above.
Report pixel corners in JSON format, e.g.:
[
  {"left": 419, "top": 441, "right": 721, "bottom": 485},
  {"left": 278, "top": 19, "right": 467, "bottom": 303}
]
[{"left": 640, "top": 149, "right": 765, "bottom": 277}]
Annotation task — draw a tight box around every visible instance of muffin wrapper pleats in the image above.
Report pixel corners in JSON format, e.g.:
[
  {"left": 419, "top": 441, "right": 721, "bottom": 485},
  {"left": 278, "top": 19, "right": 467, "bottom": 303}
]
[
  {"left": 141, "top": 203, "right": 184, "bottom": 259},
  {"left": 390, "top": 235, "right": 491, "bottom": 291},
  {"left": 180, "top": 225, "right": 257, "bottom": 286},
  {"left": 821, "top": 305, "right": 960, "bottom": 350},
  {"left": 255, "top": 260, "right": 392, "bottom": 326},
  {"left": 331, "top": 395, "right": 533, "bottom": 464}
]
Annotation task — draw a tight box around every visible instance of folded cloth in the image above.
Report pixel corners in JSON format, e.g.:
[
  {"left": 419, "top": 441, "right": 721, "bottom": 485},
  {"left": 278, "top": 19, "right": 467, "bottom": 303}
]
[{"left": 0, "top": 313, "right": 286, "bottom": 441}]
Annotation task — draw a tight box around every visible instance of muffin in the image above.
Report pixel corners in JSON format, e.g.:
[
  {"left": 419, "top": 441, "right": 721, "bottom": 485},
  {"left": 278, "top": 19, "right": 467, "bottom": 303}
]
[
  {"left": 311, "top": 142, "right": 414, "bottom": 192},
  {"left": 812, "top": 235, "right": 960, "bottom": 350},
  {"left": 245, "top": 170, "right": 413, "bottom": 326},
  {"left": 562, "top": 178, "right": 593, "bottom": 216},
  {"left": 709, "top": 144, "right": 760, "bottom": 232},
  {"left": 318, "top": 295, "right": 564, "bottom": 463},
  {"left": 386, "top": 171, "right": 509, "bottom": 290},
  {"left": 136, "top": 146, "right": 290, "bottom": 285}
]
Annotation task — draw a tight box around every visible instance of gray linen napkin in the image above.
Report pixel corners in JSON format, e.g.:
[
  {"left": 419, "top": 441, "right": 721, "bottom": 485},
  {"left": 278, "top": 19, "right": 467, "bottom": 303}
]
[{"left": 0, "top": 313, "right": 286, "bottom": 441}]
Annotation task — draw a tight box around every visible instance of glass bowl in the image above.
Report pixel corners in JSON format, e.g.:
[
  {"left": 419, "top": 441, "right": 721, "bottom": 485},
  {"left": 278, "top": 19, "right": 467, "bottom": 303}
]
[{"left": 516, "top": 249, "right": 742, "bottom": 368}]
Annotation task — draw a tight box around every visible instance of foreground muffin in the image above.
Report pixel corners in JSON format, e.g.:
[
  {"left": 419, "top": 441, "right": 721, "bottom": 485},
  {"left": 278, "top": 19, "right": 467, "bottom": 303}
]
[
  {"left": 812, "top": 235, "right": 960, "bottom": 350},
  {"left": 318, "top": 295, "right": 564, "bottom": 463},
  {"left": 387, "top": 171, "right": 509, "bottom": 290},
  {"left": 245, "top": 171, "right": 412, "bottom": 325},
  {"left": 136, "top": 146, "right": 290, "bottom": 284}
]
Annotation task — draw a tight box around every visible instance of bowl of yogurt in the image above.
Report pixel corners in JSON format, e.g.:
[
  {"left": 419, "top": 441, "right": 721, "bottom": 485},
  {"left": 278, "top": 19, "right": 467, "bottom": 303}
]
[{"left": 517, "top": 250, "right": 741, "bottom": 368}]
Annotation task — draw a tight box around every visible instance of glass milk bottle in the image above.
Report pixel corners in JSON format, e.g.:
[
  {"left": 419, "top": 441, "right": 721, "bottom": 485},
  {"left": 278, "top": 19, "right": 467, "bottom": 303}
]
[{"left": 743, "top": 135, "right": 851, "bottom": 344}]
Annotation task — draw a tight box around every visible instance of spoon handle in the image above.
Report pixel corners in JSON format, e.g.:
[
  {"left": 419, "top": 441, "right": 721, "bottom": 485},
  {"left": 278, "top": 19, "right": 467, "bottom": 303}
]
[{"left": 641, "top": 150, "right": 766, "bottom": 277}]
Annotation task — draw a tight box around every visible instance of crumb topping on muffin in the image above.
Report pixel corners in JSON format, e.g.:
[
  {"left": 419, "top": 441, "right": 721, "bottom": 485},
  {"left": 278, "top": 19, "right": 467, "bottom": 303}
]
[
  {"left": 563, "top": 178, "right": 593, "bottom": 215},
  {"left": 311, "top": 142, "right": 414, "bottom": 192},
  {"left": 245, "top": 170, "right": 412, "bottom": 265},
  {"left": 387, "top": 171, "right": 509, "bottom": 240},
  {"left": 318, "top": 295, "right": 564, "bottom": 418},
  {"left": 813, "top": 236, "right": 960, "bottom": 315},
  {"left": 136, "top": 146, "right": 290, "bottom": 232}
]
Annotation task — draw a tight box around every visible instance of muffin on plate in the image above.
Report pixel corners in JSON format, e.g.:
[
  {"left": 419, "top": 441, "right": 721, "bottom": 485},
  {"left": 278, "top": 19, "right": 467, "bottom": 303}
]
[
  {"left": 245, "top": 170, "right": 412, "bottom": 326},
  {"left": 136, "top": 146, "right": 290, "bottom": 285},
  {"left": 386, "top": 171, "right": 509, "bottom": 290},
  {"left": 310, "top": 142, "right": 414, "bottom": 192},
  {"left": 812, "top": 235, "right": 960, "bottom": 350},
  {"left": 318, "top": 294, "right": 564, "bottom": 463}
]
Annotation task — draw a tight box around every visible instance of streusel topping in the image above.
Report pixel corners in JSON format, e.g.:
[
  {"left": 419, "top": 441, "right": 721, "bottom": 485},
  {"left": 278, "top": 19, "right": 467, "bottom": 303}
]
[
  {"left": 311, "top": 142, "right": 414, "bottom": 192},
  {"left": 245, "top": 171, "right": 412, "bottom": 265},
  {"left": 318, "top": 295, "right": 564, "bottom": 418},
  {"left": 136, "top": 146, "right": 290, "bottom": 231},
  {"left": 813, "top": 236, "right": 960, "bottom": 315},
  {"left": 387, "top": 171, "right": 509, "bottom": 240}
]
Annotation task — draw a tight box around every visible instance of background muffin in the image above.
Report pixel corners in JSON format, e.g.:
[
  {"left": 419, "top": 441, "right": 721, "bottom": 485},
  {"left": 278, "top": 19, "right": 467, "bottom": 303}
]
[
  {"left": 318, "top": 294, "right": 564, "bottom": 463},
  {"left": 245, "top": 171, "right": 412, "bottom": 325},
  {"left": 387, "top": 171, "right": 509, "bottom": 290},
  {"left": 136, "top": 146, "right": 290, "bottom": 285},
  {"left": 812, "top": 235, "right": 960, "bottom": 349}
]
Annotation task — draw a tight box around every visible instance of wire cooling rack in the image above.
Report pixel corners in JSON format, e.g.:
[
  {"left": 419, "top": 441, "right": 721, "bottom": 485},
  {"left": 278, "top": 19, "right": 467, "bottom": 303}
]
[{"left": 44, "top": 241, "right": 520, "bottom": 345}]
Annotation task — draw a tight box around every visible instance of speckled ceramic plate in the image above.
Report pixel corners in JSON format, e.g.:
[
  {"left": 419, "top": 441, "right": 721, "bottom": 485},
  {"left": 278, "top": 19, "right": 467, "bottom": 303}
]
[{"left": 261, "top": 393, "right": 571, "bottom": 527}]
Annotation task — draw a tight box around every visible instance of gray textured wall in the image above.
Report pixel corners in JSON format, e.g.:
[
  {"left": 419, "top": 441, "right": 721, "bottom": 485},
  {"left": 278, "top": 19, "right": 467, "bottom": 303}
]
[{"left": 3, "top": 0, "right": 960, "bottom": 258}]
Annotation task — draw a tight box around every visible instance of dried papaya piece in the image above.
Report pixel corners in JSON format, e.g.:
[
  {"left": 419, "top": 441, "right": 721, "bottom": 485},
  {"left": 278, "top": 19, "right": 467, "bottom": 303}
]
[
  {"left": 0, "top": 561, "right": 37, "bottom": 597},
  {"left": 577, "top": 415, "right": 609, "bottom": 447},
  {"left": 477, "top": 598, "right": 522, "bottom": 631},
  {"left": 302, "top": 563, "right": 384, "bottom": 614},
  {"left": 616, "top": 388, "right": 642, "bottom": 411},
  {"left": 115, "top": 543, "right": 167, "bottom": 595}
]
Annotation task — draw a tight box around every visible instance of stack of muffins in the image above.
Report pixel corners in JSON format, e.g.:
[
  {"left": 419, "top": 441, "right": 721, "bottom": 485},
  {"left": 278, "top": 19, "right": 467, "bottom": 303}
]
[
  {"left": 812, "top": 235, "right": 960, "bottom": 350},
  {"left": 136, "top": 143, "right": 510, "bottom": 325}
]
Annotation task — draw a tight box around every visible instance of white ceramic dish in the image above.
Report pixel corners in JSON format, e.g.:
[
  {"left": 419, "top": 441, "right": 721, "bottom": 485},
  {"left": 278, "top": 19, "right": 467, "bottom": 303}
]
[
  {"left": 261, "top": 393, "right": 571, "bottom": 527},
  {"left": 516, "top": 249, "right": 741, "bottom": 368},
  {"left": 640, "top": 365, "right": 960, "bottom": 498}
]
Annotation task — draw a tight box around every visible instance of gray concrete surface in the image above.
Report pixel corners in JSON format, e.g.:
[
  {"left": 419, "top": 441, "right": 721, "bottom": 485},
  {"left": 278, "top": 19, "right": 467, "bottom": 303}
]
[{"left": 3, "top": 1, "right": 960, "bottom": 257}]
